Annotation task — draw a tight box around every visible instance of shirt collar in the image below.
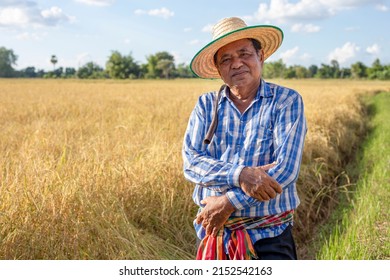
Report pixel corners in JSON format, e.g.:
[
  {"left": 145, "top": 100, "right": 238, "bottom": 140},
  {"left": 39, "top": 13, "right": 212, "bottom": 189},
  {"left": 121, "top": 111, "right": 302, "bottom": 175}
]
[
  {"left": 258, "top": 79, "right": 274, "bottom": 98},
  {"left": 219, "top": 79, "right": 273, "bottom": 104}
]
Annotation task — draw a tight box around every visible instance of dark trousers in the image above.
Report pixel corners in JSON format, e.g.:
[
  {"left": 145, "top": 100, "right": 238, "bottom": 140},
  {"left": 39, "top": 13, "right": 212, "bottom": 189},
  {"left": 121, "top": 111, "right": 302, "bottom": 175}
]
[{"left": 253, "top": 225, "right": 298, "bottom": 260}]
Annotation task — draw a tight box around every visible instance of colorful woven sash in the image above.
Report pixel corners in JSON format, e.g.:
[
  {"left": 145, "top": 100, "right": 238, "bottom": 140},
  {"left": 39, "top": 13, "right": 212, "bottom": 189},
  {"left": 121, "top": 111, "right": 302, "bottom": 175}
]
[{"left": 196, "top": 210, "right": 294, "bottom": 260}]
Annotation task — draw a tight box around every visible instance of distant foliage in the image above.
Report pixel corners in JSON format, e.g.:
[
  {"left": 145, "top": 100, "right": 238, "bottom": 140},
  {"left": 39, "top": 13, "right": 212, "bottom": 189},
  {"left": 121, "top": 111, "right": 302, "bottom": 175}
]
[
  {"left": 0, "top": 46, "right": 389, "bottom": 80},
  {"left": 77, "top": 62, "right": 106, "bottom": 79},
  {"left": 106, "top": 51, "right": 141, "bottom": 79},
  {"left": 0, "top": 47, "right": 18, "bottom": 77}
]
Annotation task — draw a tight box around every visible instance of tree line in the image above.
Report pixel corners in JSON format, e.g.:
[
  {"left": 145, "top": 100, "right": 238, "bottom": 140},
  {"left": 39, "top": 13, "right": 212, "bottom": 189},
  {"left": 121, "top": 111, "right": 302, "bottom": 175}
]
[{"left": 1, "top": 46, "right": 389, "bottom": 80}]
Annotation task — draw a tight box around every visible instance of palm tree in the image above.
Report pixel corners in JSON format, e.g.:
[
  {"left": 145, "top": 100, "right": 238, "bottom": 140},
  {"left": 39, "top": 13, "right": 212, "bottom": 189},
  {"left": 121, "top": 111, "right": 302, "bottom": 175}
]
[{"left": 50, "top": 55, "right": 58, "bottom": 70}]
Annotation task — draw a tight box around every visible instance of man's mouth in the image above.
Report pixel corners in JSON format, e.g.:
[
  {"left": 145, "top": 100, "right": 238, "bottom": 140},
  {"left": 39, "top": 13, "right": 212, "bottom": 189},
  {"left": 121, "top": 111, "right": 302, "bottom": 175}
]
[{"left": 231, "top": 70, "right": 248, "bottom": 77}]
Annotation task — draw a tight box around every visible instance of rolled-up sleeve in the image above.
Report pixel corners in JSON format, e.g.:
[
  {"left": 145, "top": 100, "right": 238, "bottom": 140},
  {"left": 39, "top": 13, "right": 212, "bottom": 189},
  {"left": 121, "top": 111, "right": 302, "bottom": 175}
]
[
  {"left": 225, "top": 91, "right": 307, "bottom": 210},
  {"left": 267, "top": 92, "right": 307, "bottom": 188},
  {"left": 182, "top": 94, "right": 244, "bottom": 192}
]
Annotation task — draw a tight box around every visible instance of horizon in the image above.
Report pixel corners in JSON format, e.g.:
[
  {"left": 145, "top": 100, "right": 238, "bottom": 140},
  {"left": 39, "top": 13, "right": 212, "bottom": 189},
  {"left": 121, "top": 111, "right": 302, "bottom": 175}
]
[{"left": 1, "top": 0, "right": 389, "bottom": 71}]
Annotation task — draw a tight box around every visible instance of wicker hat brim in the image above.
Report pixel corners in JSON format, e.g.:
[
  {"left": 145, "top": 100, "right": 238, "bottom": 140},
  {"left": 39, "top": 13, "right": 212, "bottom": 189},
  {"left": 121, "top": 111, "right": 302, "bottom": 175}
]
[{"left": 190, "top": 25, "right": 283, "bottom": 79}]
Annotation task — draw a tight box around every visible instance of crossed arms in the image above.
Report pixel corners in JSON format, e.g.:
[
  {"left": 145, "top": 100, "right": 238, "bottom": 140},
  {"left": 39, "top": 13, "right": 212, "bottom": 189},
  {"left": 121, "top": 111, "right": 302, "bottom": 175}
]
[{"left": 183, "top": 90, "right": 307, "bottom": 236}]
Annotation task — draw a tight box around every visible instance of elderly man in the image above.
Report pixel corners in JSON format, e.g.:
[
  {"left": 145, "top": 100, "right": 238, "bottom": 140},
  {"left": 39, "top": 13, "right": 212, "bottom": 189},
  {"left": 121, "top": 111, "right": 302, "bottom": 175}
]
[{"left": 183, "top": 17, "right": 307, "bottom": 260}]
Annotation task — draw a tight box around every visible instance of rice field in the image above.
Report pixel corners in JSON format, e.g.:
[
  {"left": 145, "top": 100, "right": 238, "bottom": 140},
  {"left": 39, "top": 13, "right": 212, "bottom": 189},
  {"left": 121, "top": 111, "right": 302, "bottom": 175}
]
[{"left": 0, "top": 78, "right": 389, "bottom": 259}]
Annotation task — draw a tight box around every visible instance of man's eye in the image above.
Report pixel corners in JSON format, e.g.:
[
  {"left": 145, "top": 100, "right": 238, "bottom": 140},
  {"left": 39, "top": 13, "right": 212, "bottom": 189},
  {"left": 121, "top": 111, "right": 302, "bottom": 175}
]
[{"left": 220, "top": 58, "right": 231, "bottom": 65}]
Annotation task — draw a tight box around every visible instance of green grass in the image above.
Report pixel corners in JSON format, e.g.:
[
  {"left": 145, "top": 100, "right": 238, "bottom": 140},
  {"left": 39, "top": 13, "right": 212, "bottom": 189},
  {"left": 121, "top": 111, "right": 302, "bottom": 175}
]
[{"left": 316, "top": 92, "right": 390, "bottom": 259}]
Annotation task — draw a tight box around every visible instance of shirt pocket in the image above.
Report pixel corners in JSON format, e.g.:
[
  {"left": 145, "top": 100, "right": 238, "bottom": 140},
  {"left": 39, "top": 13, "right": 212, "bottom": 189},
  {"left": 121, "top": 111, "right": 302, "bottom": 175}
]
[
  {"left": 252, "top": 120, "right": 274, "bottom": 164},
  {"left": 257, "top": 120, "right": 273, "bottom": 141}
]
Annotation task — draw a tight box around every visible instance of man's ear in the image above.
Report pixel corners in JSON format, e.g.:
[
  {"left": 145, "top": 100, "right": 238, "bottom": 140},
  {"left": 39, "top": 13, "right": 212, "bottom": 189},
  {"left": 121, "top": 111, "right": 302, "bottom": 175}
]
[
  {"left": 259, "top": 49, "right": 265, "bottom": 65},
  {"left": 259, "top": 49, "right": 264, "bottom": 60}
]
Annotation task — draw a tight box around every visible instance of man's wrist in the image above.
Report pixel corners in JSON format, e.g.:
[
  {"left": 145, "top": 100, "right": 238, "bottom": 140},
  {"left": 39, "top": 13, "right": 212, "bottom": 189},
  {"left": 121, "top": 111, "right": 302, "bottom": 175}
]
[
  {"left": 238, "top": 166, "right": 249, "bottom": 188},
  {"left": 228, "top": 164, "right": 246, "bottom": 188},
  {"left": 225, "top": 190, "right": 252, "bottom": 210},
  {"left": 223, "top": 194, "right": 236, "bottom": 213}
]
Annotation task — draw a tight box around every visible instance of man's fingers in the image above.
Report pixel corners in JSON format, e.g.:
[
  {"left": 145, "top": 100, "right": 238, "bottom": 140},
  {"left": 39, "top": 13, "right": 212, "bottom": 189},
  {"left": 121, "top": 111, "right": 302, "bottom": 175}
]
[
  {"left": 263, "top": 173, "right": 282, "bottom": 194},
  {"left": 211, "top": 227, "right": 219, "bottom": 237},
  {"left": 264, "top": 186, "right": 277, "bottom": 199},
  {"left": 196, "top": 210, "right": 205, "bottom": 224},
  {"left": 271, "top": 179, "right": 282, "bottom": 193},
  {"left": 260, "top": 162, "right": 276, "bottom": 171},
  {"left": 259, "top": 189, "right": 270, "bottom": 201},
  {"left": 205, "top": 224, "right": 213, "bottom": 236}
]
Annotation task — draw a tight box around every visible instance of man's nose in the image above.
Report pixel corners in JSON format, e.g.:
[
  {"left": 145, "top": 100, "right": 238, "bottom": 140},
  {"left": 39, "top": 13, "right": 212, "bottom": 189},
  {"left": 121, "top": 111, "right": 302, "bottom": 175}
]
[{"left": 231, "top": 56, "right": 243, "bottom": 69}]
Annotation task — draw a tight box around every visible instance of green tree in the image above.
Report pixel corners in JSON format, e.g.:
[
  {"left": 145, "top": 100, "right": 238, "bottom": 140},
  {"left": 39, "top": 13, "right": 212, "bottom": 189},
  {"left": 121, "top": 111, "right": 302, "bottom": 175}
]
[
  {"left": 0, "top": 47, "right": 18, "bottom": 77},
  {"left": 156, "top": 59, "right": 175, "bottom": 79},
  {"left": 175, "top": 63, "right": 195, "bottom": 78},
  {"left": 263, "top": 59, "right": 286, "bottom": 78},
  {"left": 308, "top": 65, "right": 318, "bottom": 78},
  {"left": 330, "top": 59, "right": 340, "bottom": 78},
  {"left": 367, "top": 59, "right": 383, "bottom": 80},
  {"left": 50, "top": 55, "right": 58, "bottom": 70},
  {"left": 379, "top": 65, "right": 390, "bottom": 80},
  {"left": 340, "top": 67, "right": 351, "bottom": 79},
  {"left": 145, "top": 54, "right": 158, "bottom": 78},
  {"left": 77, "top": 62, "right": 105, "bottom": 79},
  {"left": 294, "top": 65, "right": 309, "bottom": 79},
  {"left": 106, "top": 51, "right": 140, "bottom": 79},
  {"left": 283, "top": 66, "right": 296, "bottom": 79},
  {"left": 351, "top": 61, "right": 367, "bottom": 79},
  {"left": 45, "top": 67, "right": 63, "bottom": 78},
  {"left": 146, "top": 51, "right": 175, "bottom": 79},
  {"left": 316, "top": 63, "right": 333, "bottom": 79},
  {"left": 64, "top": 67, "right": 76, "bottom": 78},
  {"left": 20, "top": 66, "right": 37, "bottom": 78}
]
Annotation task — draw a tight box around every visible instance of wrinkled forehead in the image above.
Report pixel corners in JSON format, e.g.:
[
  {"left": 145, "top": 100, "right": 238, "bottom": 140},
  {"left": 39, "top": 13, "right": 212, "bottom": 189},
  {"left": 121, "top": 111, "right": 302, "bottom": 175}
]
[{"left": 215, "top": 38, "right": 254, "bottom": 58}]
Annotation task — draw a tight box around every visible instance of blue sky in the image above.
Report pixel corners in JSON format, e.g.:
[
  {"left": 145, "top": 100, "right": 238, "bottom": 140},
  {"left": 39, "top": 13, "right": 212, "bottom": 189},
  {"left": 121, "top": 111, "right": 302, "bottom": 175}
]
[{"left": 1, "top": 0, "right": 389, "bottom": 71}]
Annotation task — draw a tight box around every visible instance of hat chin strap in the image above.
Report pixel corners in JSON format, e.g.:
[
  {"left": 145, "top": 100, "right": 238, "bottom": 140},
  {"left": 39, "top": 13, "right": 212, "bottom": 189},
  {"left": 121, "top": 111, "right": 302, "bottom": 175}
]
[{"left": 204, "top": 84, "right": 227, "bottom": 145}]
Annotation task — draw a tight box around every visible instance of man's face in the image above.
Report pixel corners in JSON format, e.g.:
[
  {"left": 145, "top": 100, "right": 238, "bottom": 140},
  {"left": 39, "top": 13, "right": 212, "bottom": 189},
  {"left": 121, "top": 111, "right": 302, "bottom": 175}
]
[{"left": 215, "top": 39, "right": 263, "bottom": 91}]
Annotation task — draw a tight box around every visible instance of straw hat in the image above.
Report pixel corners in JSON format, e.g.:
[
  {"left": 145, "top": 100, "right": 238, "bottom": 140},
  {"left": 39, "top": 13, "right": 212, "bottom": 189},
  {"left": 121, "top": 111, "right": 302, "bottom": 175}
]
[{"left": 190, "top": 17, "right": 283, "bottom": 79}]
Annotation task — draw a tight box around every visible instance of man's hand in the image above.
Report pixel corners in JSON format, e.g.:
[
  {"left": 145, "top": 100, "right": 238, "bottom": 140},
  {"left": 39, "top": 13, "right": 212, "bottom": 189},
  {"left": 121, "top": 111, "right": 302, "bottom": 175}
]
[
  {"left": 239, "top": 163, "right": 282, "bottom": 201},
  {"left": 195, "top": 195, "right": 235, "bottom": 237}
]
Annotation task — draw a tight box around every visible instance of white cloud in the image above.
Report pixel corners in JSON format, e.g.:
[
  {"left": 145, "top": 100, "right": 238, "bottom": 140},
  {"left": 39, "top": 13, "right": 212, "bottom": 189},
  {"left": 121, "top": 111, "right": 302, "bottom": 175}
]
[
  {"left": 188, "top": 39, "right": 200, "bottom": 45},
  {"left": 280, "top": 46, "right": 300, "bottom": 63},
  {"left": 375, "top": 4, "right": 389, "bottom": 11},
  {"left": 249, "top": 0, "right": 386, "bottom": 23},
  {"left": 366, "top": 44, "right": 380, "bottom": 55},
  {"left": 325, "top": 0, "right": 381, "bottom": 8},
  {"left": 15, "top": 31, "right": 47, "bottom": 41},
  {"left": 300, "top": 53, "right": 312, "bottom": 61},
  {"left": 344, "top": 26, "right": 360, "bottom": 32},
  {"left": 0, "top": 7, "right": 30, "bottom": 27},
  {"left": 41, "top": 7, "right": 75, "bottom": 25},
  {"left": 74, "top": 0, "right": 115, "bottom": 7},
  {"left": 328, "top": 42, "right": 360, "bottom": 64},
  {"left": 291, "top": 23, "right": 321, "bottom": 33},
  {"left": 0, "top": 1, "right": 74, "bottom": 28},
  {"left": 134, "top": 9, "right": 145, "bottom": 15},
  {"left": 184, "top": 27, "right": 192, "bottom": 32},
  {"left": 134, "top": 7, "right": 174, "bottom": 19},
  {"left": 202, "top": 24, "right": 213, "bottom": 33},
  {"left": 252, "top": 0, "right": 336, "bottom": 23},
  {"left": 149, "top": 8, "right": 174, "bottom": 19}
]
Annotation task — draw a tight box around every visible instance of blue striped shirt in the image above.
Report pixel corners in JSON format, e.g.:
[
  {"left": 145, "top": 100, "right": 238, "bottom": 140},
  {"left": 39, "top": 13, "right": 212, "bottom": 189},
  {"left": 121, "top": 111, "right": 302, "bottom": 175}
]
[{"left": 182, "top": 79, "right": 307, "bottom": 247}]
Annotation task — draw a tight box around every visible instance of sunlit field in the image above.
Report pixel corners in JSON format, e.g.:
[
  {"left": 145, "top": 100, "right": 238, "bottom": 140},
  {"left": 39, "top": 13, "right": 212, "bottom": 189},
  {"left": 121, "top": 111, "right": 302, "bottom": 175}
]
[{"left": 0, "top": 78, "right": 389, "bottom": 259}]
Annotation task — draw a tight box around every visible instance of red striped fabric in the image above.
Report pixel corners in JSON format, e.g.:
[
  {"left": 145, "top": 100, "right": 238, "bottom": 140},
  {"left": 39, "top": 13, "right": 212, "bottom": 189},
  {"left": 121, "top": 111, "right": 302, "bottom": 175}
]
[{"left": 196, "top": 210, "right": 294, "bottom": 260}]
